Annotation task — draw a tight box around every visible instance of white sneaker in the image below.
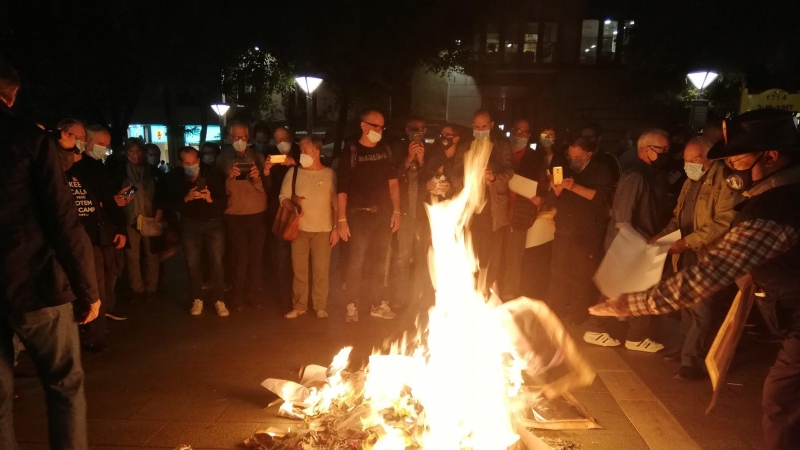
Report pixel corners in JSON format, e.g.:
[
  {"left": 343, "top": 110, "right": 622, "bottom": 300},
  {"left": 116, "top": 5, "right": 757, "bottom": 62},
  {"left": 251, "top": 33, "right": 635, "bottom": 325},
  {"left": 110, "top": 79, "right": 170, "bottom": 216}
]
[
  {"left": 583, "top": 331, "right": 621, "bottom": 347},
  {"left": 345, "top": 303, "right": 358, "bottom": 323},
  {"left": 215, "top": 301, "right": 230, "bottom": 317},
  {"left": 284, "top": 309, "right": 306, "bottom": 319},
  {"left": 316, "top": 310, "right": 328, "bottom": 319},
  {"left": 190, "top": 299, "right": 203, "bottom": 316},
  {"left": 625, "top": 338, "right": 664, "bottom": 353},
  {"left": 370, "top": 301, "right": 397, "bottom": 319}
]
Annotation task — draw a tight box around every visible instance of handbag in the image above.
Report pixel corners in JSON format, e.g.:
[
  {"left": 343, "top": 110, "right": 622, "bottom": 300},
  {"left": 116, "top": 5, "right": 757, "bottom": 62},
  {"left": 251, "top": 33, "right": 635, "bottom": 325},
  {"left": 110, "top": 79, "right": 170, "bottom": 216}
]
[
  {"left": 137, "top": 214, "right": 165, "bottom": 237},
  {"left": 271, "top": 167, "right": 302, "bottom": 241}
]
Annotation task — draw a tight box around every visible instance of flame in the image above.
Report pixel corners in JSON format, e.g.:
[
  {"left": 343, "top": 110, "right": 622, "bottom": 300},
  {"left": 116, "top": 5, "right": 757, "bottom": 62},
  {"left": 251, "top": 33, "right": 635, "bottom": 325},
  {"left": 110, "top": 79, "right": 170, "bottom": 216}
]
[{"left": 292, "top": 139, "right": 528, "bottom": 449}]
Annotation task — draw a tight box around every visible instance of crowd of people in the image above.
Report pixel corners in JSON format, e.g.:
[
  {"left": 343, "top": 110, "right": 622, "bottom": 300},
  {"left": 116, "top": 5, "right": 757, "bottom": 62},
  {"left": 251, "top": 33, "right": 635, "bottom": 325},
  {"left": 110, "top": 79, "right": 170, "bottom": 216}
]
[{"left": 2, "top": 57, "right": 800, "bottom": 450}]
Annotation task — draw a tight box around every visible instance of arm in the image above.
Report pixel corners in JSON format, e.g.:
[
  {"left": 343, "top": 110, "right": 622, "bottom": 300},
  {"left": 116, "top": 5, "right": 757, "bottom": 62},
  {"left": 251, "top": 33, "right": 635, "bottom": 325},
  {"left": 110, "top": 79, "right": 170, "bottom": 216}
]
[
  {"left": 609, "top": 172, "right": 642, "bottom": 226},
  {"left": 33, "top": 136, "right": 99, "bottom": 306},
  {"left": 389, "top": 178, "right": 401, "bottom": 232},
  {"left": 278, "top": 167, "right": 294, "bottom": 205},
  {"left": 622, "top": 219, "right": 799, "bottom": 316},
  {"left": 568, "top": 183, "right": 597, "bottom": 201},
  {"left": 492, "top": 140, "right": 514, "bottom": 184},
  {"left": 684, "top": 183, "right": 738, "bottom": 251}
]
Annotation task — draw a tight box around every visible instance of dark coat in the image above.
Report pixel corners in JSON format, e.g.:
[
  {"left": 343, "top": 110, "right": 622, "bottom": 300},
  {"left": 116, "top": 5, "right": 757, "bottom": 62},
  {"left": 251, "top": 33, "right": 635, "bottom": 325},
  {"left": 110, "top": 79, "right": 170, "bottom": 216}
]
[
  {"left": 0, "top": 104, "right": 99, "bottom": 313},
  {"left": 510, "top": 148, "right": 550, "bottom": 231}
]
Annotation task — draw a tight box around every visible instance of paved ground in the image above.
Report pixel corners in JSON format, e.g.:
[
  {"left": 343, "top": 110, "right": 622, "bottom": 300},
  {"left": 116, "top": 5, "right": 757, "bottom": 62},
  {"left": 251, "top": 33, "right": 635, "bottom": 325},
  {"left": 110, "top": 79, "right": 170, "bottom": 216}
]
[{"left": 12, "top": 250, "right": 775, "bottom": 449}]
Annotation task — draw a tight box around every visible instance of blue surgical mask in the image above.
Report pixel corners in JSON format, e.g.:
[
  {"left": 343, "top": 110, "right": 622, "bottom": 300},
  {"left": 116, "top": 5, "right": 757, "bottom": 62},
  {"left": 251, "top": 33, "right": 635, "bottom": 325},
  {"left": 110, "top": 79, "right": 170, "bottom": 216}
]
[
  {"left": 147, "top": 156, "right": 158, "bottom": 166},
  {"left": 255, "top": 143, "right": 266, "bottom": 152},
  {"left": 202, "top": 154, "right": 215, "bottom": 165},
  {"left": 473, "top": 130, "right": 490, "bottom": 140},
  {"left": 184, "top": 163, "right": 200, "bottom": 178}
]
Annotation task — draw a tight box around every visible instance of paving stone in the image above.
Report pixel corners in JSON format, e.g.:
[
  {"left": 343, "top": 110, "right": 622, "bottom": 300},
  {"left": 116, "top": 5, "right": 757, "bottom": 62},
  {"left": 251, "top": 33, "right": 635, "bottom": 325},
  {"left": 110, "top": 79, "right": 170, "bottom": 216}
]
[
  {"left": 145, "top": 421, "right": 260, "bottom": 448},
  {"left": 86, "top": 419, "right": 168, "bottom": 446}
]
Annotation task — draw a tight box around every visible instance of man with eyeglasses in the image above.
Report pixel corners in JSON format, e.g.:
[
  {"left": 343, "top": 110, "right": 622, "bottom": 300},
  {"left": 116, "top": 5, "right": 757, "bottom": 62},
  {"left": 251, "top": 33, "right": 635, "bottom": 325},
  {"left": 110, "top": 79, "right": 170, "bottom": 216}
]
[
  {"left": 388, "top": 116, "right": 429, "bottom": 310},
  {"left": 590, "top": 109, "right": 800, "bottom": 450},
  {"left": 217, "top": 121, "right": 268, "bottom": 310},
  {"left": 337, "top": 108, "right": 401, "bottom": 323},
  {"left": 584, "top": 129, "right": 673, "bottom": 352}
]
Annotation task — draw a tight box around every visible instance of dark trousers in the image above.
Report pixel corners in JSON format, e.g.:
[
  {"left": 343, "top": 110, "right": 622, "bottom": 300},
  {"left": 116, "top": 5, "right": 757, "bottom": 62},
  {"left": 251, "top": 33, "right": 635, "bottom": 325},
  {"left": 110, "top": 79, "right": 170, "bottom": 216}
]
[
  {"left": 81, "top": 246, "right": 108, "bottom": 345},
  {"left": 499, "top": 227, "right": 527, "bottom": 301},
  {"left": 471, "top": 223, "right": 508, "bottom": 298},
  {"left": 390, "top": 213, "right": 421, "bottom": 307},
  {"left": 548, "top": 231, "right": 602, "bottom": 317},
  {"left": 763, "top": 332, "right": 800, "bottom": 450},
  {"left": 271, "top": 235, "right": 293, "bottom": 310},
  {"left": 521, "top": 241, "right": 553, "bottom": 300},
  {"left": 181, "top": 217, "right": 226, "bottom": 302},
  {"left": 0, "top": 303, "right": 87, "bottom": 450},
  {"left": 224, "top": 212, "right": 267, "bottom": 305},
  {"left": 345, "top": 209, "right": 392, "bottom": 310}
]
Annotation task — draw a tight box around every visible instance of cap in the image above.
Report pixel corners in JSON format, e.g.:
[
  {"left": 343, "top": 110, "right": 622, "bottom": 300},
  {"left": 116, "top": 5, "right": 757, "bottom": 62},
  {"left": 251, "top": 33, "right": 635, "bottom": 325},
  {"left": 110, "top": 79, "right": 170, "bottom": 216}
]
[{"left": 707, "top": 109, "right": 800, "bottom": 160}]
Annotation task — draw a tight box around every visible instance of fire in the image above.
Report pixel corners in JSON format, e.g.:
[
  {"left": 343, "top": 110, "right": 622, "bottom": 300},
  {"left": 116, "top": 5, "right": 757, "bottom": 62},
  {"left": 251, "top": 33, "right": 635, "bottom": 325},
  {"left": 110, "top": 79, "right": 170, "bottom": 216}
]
[{"left": 247, "top": 139, "right": 578, "bottom": 450}]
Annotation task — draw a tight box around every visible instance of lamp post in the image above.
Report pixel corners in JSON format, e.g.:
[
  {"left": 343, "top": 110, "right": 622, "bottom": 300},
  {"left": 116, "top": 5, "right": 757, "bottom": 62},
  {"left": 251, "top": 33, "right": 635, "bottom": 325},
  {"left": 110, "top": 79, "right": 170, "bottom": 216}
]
[
  {"left": 296, "top": 76, "right": 323, "bottom": 137},
  {"left": 210, "top": 102, "right": 230, "bottom": 142},
  {"left": 687, "top": 71, "right": 719, "bottom": 129}
]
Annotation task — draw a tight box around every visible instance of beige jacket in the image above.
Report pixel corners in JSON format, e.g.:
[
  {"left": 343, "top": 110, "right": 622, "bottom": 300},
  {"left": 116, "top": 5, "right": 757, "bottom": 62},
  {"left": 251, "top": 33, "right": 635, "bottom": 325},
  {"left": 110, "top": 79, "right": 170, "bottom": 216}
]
[{"left": 660, "top": 161, "right": 741, "bottom": 270}]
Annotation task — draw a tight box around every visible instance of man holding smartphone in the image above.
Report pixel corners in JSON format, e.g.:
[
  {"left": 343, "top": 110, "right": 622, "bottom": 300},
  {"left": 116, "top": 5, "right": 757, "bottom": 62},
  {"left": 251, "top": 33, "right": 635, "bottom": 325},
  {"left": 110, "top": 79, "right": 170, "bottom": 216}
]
[{"left": 217, "top": 121, "right": 268, "bottom": 310}]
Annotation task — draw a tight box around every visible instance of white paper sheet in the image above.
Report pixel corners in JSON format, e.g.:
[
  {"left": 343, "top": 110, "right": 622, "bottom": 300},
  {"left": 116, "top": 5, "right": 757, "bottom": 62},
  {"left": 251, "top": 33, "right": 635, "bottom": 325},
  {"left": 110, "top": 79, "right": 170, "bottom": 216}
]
[
  {"left": 508, "top": 174, "right": 539, "bottom": 199},
  {"left": 526, "top": 211, "right": 556, "bottom": 248},
  {"left": 593, "top": 224, "right": 680, "bottom": 298}
]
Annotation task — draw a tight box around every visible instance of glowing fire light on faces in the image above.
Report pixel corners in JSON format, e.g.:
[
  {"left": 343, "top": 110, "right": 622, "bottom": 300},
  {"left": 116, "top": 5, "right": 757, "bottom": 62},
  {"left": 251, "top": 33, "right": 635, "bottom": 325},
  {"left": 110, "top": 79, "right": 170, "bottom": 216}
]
[{"left": 298, "top": 139, "right": 527, "bottom": 449}]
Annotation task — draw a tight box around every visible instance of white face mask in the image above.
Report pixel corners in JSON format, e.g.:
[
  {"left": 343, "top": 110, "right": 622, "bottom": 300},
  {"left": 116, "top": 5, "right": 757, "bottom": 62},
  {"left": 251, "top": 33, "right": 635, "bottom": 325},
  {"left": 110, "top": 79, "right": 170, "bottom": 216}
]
[
  {"left": 511, "top": 136, "right": 528, "bottom": 150},
  {"left": 147, "top": 156, "right": 158, "bottom": 166},
  {"left": 75, "top": 140, "right": 86, "bottom": 152},
  {"left": 299, "top": 153, "right": 314, "bottom": 168},
  {"left": 684, "top": 162, "right": 707, "bottom": 181},
  {"left": 232, "top": 140, "right": 247, "bottom": 153},
  {"left": 277, "top": 141, "right": 292, "bottom": 154},
  {"left": 473, "top": 130, "right": 490, "bottom": 140},
  {"left": 367, "top": 130, "right": 382, "bottom": 143},
  {"left": 88, "top": 144, "right": 107, "bottom": 160}
]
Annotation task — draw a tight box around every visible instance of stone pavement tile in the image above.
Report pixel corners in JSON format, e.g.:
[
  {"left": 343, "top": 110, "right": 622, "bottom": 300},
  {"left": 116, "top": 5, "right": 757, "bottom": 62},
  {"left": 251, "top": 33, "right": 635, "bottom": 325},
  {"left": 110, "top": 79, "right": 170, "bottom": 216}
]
[
  {"left": 216, "top": 399, "right": 272, "bottom": 423},
  {"left": 14, "top": 418, "right": 48, "bottom": 443},
  {"left": 18, "top": 443, "right": 50, "bottom": 450},
  {"left": 12, "top": 389, "right": 47, "bottom": 419},
  {"left": 90, "top": 447, "right": 171, "bottom": 450},
  {"left": 536, "top": 430, "right": 649, "bottom": 450},
  {"left": 573, "top": 375, "right": 610, "bottom": 394},
  {"left": 596, "top": 370, "right": 658, "bottom": 402},
  {"left": 145, "top": 421, "right": 260, "bottom": 448},
  {"left": 86, "top": 419, "right": 168, "bottom": 446},
  {"left": 86, "top": 391, "right": 153, "bottom": 420},
  {"left": 617, "top": 400, "right": 700, "bottom": 450},
  {"left": 129, "top": 390, "right": 232, "bottom": 422}
]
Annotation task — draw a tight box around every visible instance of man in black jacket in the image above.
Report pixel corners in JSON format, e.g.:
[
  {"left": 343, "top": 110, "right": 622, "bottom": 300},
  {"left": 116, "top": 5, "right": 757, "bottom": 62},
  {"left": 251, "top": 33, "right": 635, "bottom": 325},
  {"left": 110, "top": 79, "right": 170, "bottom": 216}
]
[{"left": 0, "top": 59, "right": 100, "bottom": 450}]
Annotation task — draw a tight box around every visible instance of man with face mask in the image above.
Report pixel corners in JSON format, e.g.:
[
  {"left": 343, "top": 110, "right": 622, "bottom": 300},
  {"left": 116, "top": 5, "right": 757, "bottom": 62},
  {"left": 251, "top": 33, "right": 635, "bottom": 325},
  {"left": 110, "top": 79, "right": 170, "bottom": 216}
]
[
  {"left": 217, "top": 121, "right": 268, "bottom": 310},
  {"left": 590, "top": 109, "right": 800, "bottom": 450},
  {"left": 167, "top": 147, "right": 228, "bottom": 317},
  {"left": 499, "top": 119, "right": 549, "bottom": 301},
  {"left": 56, "top": 118, "right": 86, "bottom": 172},
  {"left": 336, "top": 108, "right": 401, "bottom": 323},
  {"left": 584, "top": 129, "right": 672, "bottom": 351},
  {"left": 264, "top": 126, "right": 300, "bottom": 310},
  {"left": 645, "top": 137, "right": 740, "bottom": 379},
  {"left": 546, "top": 138, "right": 612, "bottom": 323}
]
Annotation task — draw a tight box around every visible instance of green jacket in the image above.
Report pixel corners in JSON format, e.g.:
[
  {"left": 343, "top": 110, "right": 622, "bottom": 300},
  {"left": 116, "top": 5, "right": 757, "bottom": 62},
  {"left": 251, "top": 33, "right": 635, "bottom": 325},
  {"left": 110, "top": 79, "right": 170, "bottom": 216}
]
[{"left": 660, "top": 161, "right": 741, "bottom": 270}]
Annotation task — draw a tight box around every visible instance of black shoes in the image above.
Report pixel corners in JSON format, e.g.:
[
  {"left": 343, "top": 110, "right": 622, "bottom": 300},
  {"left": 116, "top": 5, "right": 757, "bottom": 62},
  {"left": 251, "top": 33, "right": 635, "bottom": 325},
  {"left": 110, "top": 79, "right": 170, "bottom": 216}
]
[{"left": 675, "top": 365, "right": 705, "bottom": 380}]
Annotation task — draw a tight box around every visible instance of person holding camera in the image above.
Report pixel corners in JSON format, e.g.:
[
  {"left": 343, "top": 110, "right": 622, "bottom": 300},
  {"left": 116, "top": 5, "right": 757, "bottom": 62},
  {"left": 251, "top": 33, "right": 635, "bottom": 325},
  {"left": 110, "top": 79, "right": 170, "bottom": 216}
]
[
  {"left": 217, "top": 121, "right": 268, "bottom": 310},
  {"left": 167, "top": 147, "right": 229, "bottom": 317}
]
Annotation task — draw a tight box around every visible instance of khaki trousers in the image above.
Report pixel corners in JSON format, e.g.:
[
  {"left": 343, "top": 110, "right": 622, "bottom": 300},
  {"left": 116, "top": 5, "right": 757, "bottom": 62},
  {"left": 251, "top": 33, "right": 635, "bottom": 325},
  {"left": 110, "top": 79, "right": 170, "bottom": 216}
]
[{"left": 291, "top": 230, "right": 331, "bottom": 312}]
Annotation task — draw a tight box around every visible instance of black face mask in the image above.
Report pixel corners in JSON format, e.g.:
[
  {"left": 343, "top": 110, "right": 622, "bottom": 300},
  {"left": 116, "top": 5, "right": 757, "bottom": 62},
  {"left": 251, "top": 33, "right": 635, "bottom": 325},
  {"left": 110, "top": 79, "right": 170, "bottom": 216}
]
[
  {"left": 649, "top": 150, "right": 670, "bottom": 170},
  {"left": 725, "top": 154, "right": 763, "bottom": 192}
]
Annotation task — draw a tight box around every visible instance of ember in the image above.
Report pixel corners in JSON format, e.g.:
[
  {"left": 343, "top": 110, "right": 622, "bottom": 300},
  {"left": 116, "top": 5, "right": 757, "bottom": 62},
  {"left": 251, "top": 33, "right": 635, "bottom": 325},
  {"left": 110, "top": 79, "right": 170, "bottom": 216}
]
[{"left": 248, "top": 139, "right": 592, "bottom": 450}]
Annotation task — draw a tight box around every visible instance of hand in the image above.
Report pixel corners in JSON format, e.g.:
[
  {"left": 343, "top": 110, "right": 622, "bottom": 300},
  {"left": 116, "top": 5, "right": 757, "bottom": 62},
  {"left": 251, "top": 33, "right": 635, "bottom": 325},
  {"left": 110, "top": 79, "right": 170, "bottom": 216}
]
[
  {"left": 589, "top": 297, "right": 632, "bottom": 317},
  {"left": 484, "top": 169, "right": 496, "bottom": 185},
  {"left": 113, "top": 234, "right": 126, "bottom": 250},
  {"left": 415, "top": 145, "right": 425, "bottom": 164},
  {"left": 184, "top": 186, "right": 202, "bottom": 202},
  {"left": 338, "top": 220, "right": 351, "bottom": 242},
  {"left": 154, "top": 210, "right": 163, "bottom": 223},
  {"left": 427, "top": 180, "right": 438, "bottom": 191},
  {"left": 229, "top": 165, "right": 241, "bottom": 179},
  {"left": 668, "top": 238, "right": 687, "bottom": 254},
  {"left": 115, "top": 185, "right": 133, "bottom": 206},
  {"left": 329, "top": 229, "right": 340, "bottom": 247},
  {"left": 249, "top": 164, "right": 260, "bottom": 180},
  {"left": 439, "top": 181, "right": 451, "bottom": 193},
  {"left": 560, "top": 178, "right": 575, "bottom": 191},
  {"left": 200, "top": 188, "right": 212, "bottom": 203},
  {"left": 81, "top": 300, "right": 102, "bottom": 324},
  {"left": 391, "top": 212, "right": 401, "bottom": 233},
  {"left": 647, "top": 234, "right": 663, "bottom": 245},
  {"left": 263, "top": 162, "right": 274, "bottom": 175},
  {"left": 407, "top": 142, "right": 421, "bottom": 163},
  {"left": 531, "top": 196, "right": 542, "bottom": 206},
  {"left": 283, "top": 156, "right": 296, "bottom": 166},
  {"left": 551, "top": 181, "right": 564, "bottom": 197}
]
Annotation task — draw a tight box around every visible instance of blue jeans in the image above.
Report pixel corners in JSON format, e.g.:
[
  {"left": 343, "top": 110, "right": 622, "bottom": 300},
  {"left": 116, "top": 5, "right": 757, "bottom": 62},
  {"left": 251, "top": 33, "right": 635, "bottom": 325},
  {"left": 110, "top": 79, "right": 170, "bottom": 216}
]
[
  {"left": 0, "top": 303, "right": 87, "bottom": 450},
  {"left": 345, "top": 209, "right": 393, "bottom": 310},
  {"left": 181, "top": 217, "right": 226, "bottom": 301}
]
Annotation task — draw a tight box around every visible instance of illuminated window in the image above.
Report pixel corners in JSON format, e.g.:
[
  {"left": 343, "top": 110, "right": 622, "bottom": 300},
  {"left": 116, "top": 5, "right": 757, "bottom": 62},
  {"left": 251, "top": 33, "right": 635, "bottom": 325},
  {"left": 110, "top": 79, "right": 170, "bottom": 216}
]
[
  {"left": 504, "top": 23, "right": 519, "bottom": 63},
  {"left": 184, "top": 125, "right": 222, "bottom": 145},
  {"left": 601, "top": 20, "right": 619, "bottom": 62},
  {"left": 621, "top": 20, "right": 635, "bottom": 64},
  {"left": 127, "top": 124, "right": 145, "bottom": 139},
  {"left": 541, "top": 22, "right": 558, "bottom": 64},
  {"left": 150, "top": 125, "right": 168, "bottom": 144},
  {"left": 580, "top": 20, "right": 599, "bottom": 64},
  {"left": 522, "top": 23, "right": 539, "bottom": 64},
  {"left": 486, "top": 22, "right": 500, "bottom": 62}
]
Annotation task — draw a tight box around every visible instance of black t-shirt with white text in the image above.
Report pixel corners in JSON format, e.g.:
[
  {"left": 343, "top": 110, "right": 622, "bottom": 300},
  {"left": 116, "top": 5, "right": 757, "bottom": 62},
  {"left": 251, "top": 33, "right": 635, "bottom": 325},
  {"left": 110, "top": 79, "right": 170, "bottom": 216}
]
[
  {"left": 65, "top": 168, "right": 102, "bottom": 245},
  {"left": 336, "top": 141, "right": 396, "bottom": 209}
]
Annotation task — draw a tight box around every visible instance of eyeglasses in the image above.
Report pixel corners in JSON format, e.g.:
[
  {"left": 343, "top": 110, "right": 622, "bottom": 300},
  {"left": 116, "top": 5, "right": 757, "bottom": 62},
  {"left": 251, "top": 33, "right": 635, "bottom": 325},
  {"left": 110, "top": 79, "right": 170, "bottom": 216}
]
[
  {"left": 647, "top": 144, "right": 669, "bottom": 153},
  {"left": 540, "top": 132, "right": 556, "bottom": 139},
  {"left": 512, "top": 127, "right": 531, "bottom": 136},
  {"left": 230, "top": 135, "right": 248, "bottom": 142},
  {"left": 442, "top": 134, "right": 456, "bottom": 139},
  {"left": 362, "top": 121, "right": 385, "bottom": 131}
]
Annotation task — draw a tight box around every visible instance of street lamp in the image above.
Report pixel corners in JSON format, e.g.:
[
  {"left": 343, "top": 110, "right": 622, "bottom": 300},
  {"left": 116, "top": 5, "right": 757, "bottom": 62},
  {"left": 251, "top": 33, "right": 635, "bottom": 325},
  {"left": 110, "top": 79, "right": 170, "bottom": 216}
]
[
  {"left": 686, "top": 71, "right": 719, "bottom": 129},
  {"left": 687, "top": 71, "right": 719, "bottom": 99},
  {"left": 296, "top": 76, "right": 323, "bottom": 136},
  {"left": 211, "top": 103, "right": 230, "bottom": 142}
]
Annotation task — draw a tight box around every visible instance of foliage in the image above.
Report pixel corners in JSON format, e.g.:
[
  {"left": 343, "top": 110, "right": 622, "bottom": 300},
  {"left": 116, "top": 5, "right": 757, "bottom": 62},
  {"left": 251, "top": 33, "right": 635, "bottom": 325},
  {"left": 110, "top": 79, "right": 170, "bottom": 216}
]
[{"left": 222, "top": 48, "right": 296, "bottom": 122}]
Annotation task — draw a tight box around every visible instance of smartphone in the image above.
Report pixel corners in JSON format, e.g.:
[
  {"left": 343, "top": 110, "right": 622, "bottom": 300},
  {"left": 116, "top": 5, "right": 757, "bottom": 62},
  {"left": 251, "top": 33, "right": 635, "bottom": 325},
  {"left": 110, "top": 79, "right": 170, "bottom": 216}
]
[
  {"left": 196, "top": 178, "right": 206, "bottom": 191},
  {"left": 123, "top": 186, "right": 138, "bottom": 197},
  {"left": 412, "top": 133, "right": 422, "bottom": 144},
  {"left": 270, "top": 154, "right": 287, "bottom": 164},
  {"left": 553, "top": 166, "right": 563, "bottom": 185},
  {"left": 236, "top": 162, "right": 253, "bottom": 180}
]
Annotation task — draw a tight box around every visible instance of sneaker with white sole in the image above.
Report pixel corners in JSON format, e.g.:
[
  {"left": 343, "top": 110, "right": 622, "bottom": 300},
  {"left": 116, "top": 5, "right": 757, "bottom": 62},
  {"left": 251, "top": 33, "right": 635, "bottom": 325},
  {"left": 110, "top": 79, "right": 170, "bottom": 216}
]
[
  {"left": 317, "top": 310, "right": 329, "bottom": 319},
  {"left": 583, "top": 331, "right": 621, "bottom": 347},
  {"left": 370, "top": 301, "right": 397, "bottom": 319},
  {"left": 190, "top": 299, "right": 203, "bottom": 316},
  {"left": 625, "top": 338, "right": 664, "bottom": 353},
  {"left": 215, "top": 301, "right": 230, "bottom": 317},
  {"left": 345, "top": 303, "right": 358, "bottom": 323},
  {"left": 284, "top": 310, "right": 306, "bottom": 319}
]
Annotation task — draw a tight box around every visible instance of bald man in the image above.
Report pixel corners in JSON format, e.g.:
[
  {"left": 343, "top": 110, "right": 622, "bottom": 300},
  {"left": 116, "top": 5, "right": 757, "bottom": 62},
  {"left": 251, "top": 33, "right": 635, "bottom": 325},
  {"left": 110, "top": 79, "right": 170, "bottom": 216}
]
[{"left": 649, "top": 137, "right": 741, "bottom": 379}]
